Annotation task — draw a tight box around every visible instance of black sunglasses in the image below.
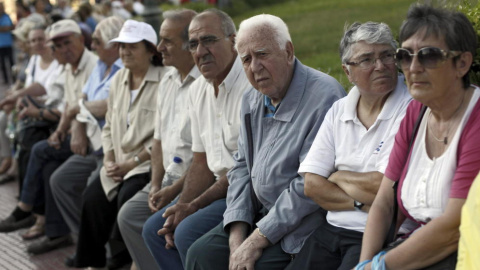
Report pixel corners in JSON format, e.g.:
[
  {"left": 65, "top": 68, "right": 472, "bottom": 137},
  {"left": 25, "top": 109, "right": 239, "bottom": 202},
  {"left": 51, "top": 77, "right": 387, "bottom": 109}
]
[{"left": 395, "top": 47, "right": 462, "bottom": 70}]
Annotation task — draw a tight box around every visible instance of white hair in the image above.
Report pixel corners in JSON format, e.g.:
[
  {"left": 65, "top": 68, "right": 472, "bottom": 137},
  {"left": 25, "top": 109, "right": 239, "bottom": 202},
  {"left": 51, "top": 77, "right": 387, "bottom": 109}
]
[{"left": 236, "top": 14, "right": 291, "bottom": 51}]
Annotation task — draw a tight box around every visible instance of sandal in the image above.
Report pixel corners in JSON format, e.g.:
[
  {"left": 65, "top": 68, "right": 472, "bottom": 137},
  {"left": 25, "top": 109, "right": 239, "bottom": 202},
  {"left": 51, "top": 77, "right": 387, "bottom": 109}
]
[{"left": 21, "top": 216, "right": 45, "bottom": 240}]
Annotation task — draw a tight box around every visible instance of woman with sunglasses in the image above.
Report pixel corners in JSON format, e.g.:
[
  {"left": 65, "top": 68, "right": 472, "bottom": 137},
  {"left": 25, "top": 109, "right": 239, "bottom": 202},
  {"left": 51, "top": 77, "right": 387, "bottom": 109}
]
[{"left": 357, "top": 4, "right": 480, "bottom": 270}]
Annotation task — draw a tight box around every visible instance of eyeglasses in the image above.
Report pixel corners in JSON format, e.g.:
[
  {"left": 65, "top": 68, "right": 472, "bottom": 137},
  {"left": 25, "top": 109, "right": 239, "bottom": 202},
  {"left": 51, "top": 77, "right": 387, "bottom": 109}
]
[
  {"left": 188, "top": 35, "right": 224, "bottom": 52},
  {"left": 346, "top": 52, "right": 395, "bottom": 69},
  {"left": 395, "top": 47, "right": 462, "bottom": 70}
]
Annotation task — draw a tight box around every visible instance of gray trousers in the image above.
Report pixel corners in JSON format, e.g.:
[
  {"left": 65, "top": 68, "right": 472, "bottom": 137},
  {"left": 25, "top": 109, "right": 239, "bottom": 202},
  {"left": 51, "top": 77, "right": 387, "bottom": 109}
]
[
  {"left": 0, "top": 111, "right": 11, "bottom": 158},
  {"left": 117, "top": 183, "right": 159, "bottom": 270},
  {"left": 50, "top": 154, "right": 103, "bottom": 235}
]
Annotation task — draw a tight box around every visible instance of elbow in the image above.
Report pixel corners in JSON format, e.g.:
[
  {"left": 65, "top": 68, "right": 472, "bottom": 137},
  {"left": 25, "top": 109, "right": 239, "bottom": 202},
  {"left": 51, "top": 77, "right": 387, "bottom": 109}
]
[{"left": 304, "top": 174, "right": 315, "bottom": 199}]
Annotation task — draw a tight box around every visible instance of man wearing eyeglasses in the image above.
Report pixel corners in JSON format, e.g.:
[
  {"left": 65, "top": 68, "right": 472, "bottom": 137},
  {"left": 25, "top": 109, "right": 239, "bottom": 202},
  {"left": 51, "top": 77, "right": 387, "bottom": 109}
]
[
  {"left": 142, "top": 8, "right": 253, "bottom": 270},
  {"left": 282, "top": 22, "right": 413, "bottom": 270}
]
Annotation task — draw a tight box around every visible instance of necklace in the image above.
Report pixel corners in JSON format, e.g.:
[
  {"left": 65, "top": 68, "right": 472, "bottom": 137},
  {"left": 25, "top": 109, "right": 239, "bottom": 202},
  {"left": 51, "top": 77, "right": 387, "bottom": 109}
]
[{"left": 427, "top": 94, "right": 466, "bottom": 145}]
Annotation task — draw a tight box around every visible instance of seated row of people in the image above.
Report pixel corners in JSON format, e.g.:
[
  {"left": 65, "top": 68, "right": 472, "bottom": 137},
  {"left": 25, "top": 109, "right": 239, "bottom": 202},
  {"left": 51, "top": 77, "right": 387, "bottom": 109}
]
[{"left": 0, "top": 3, "right": 479, "bottom": 270}]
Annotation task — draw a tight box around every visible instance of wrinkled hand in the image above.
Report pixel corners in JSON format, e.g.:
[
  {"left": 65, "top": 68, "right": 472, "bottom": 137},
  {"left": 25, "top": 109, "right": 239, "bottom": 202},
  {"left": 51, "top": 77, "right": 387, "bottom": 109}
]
[
  {"left": 148, "top": 185, "right": 175, "bottom": 213},
  {"left": 70, "top": 130, "right": 89, "bottom": 156},
  {"left": 47, "top": 130, "right": 66, "bottom": 149},
  {"left": 229, "top": 238, "right": 264, "bottom": 270},
  {"left": 105, "top": 160, "right": 134, "bottom": 182},
  {"left": 157, "top": 202, "right": 199, "bottom": 240},
  {"left": 18, "top": 98, "right": 39, "bottom": 119}
]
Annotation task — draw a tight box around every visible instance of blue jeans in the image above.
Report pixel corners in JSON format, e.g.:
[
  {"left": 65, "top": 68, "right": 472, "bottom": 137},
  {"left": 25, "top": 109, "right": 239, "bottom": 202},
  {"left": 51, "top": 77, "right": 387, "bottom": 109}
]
[
  {"left": 142, "top": 198, "right": 227, "bottom": 269},
  {"left": 20, "top": 138, "right": 72, "bottom": 205}
]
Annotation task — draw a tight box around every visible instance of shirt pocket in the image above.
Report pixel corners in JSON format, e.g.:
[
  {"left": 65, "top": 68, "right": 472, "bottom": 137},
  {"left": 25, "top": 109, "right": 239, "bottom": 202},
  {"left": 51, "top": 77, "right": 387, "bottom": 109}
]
[{"left": 223, "top": 123, "right": 240, "bottom": 153}]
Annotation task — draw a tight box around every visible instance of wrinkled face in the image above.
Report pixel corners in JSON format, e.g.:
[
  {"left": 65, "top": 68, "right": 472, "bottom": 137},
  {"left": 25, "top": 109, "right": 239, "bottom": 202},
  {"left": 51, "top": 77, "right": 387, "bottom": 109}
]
[
  {"left": 119, "top": 41, "right": 153, "bottom": 71},
  {"left": 237, "top": 29, "right": 294, "bottom": 102},
  {"left": 188, "top": 14, "right": 236, "bottom": 82},
  {"left": 28, "top": 29, "right": 48, "bottom": 55},
  {"left": 91, "top": 30, "right": 109, "bottom": 62},
  {"left": 343, "top": 41, "right": 397, "bottom": 97},
  {"left": 400, "top": 29, "right": 464, "bottom": 105},
  {"left": 157, "top": 19, "right": 191, "bottom": 68},
  {"left": 52, "top": 34, "right": 85, "bottom": 65}
]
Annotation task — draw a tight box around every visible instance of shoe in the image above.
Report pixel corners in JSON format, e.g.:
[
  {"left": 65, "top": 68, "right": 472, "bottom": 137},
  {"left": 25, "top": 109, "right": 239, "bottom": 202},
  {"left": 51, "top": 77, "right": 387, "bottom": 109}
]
[
  {"left": 107, "top": 249, "right": 132, "bottom": 270},
  {"left": 0, "top": 215, "right": 35, "bottom": 233},
  {"left": 64, "top": 253, "right": 76, "bottom": 267},
  {"left": 27, "top": 235, "right": 73, "bottom": 255},
  {"left": 21, "top": 220, "right": 45, "bottom": 240}
]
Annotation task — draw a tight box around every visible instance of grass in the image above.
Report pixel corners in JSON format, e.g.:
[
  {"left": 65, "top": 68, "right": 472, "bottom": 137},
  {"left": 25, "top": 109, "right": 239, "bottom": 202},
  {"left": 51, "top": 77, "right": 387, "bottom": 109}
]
[{"left": 162, "top": 0, "right": 416, "bottom": 90}]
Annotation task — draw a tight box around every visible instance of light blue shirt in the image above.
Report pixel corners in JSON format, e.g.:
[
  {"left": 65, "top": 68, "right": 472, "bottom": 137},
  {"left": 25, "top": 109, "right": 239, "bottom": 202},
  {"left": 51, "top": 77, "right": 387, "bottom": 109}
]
[
  {"left": 224, "top": 59, "right": 346, "bottom": 254},
  {"left": 82, "top": 58, "right": 123, "bottom": 128},
  {"left": 0, "top": 13, "right": 13, "bottom": 48}
]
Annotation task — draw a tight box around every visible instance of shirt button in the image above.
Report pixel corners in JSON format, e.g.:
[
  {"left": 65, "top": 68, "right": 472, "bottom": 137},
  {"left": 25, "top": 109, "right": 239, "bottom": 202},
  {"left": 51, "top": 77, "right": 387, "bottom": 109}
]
[
  {"left": 217, "top": 113, "right": 221, "bottom": 118},
  {"left": 215, "top": 134, "right": 220, "bottom": 139}
]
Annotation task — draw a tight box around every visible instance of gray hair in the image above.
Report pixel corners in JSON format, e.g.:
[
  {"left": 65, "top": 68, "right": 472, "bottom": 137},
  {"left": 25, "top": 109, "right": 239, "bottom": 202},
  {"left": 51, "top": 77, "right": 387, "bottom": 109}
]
[
  {"left": 163, "top": 9, "right": 197, "bottom": 50},
  {"left": 95, "top": 16, "right": 125, "bottom": 48},
  {"left": 236, "top": 14, "right": 291, "bottom": 51},
  {"left": 340, "top": 22, "right": 397, "bottom": 64},
  {"left": 399, "top": 4, "right": 477, "bottom": 89},
  {"left": 195, "top": 8, "right": 236, "bottom": 37}
]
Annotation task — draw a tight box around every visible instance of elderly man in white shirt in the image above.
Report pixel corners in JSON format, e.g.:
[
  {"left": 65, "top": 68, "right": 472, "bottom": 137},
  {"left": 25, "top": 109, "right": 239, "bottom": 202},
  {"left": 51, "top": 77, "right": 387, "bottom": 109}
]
[
  {"left": 116, "top": 9, "right": 200, "bottom": 270},
  {"left": 142, "top": 8, "right": 253, "bottom": 270}
]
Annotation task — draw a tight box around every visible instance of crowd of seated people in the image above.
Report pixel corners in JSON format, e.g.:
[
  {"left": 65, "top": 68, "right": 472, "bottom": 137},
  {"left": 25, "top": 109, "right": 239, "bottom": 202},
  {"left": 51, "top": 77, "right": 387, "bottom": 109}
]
[{"left": 0, "top": 2, "right": 479, "bottom": 270}]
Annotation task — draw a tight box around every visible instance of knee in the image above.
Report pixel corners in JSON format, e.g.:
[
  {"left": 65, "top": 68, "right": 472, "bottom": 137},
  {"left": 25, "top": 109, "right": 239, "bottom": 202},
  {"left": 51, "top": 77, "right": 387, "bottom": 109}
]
[
  {"left": 31, "top": 140, "right": 49, "bottom": 157},
  {"left": 185, "top": 238, "right": 210, "bottom": 270},
  {"left": 142, "top": 213, "right": 163, "bottom": 246},
  {"left": 117, "top": 201, "right": 132, "bottom": 232}
]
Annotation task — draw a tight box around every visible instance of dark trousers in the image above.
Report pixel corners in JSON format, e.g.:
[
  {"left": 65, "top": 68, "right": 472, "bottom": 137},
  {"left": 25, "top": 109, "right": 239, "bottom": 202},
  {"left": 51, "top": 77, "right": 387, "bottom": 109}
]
[
  {"left": 185, "top": 222, "right": 292, "bottom": 270},
  {"left": 285, "top": 222, "right": 363, "bottom": 270},
  {"left": 75, "top": 172, "right": 149, "bottom": 268},
  {"left": 0, "top": 46, "right": 14, "bottom": 84}
]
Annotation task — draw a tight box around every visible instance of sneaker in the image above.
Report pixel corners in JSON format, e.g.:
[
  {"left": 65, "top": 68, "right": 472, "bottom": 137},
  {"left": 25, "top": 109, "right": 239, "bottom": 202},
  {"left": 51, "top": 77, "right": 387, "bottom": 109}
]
[
  {"left": 0, "top": 215, "right": 35, "bottom": 233},
  {"left": 27, "top": 235, "right": 73, "bottom": 255}
]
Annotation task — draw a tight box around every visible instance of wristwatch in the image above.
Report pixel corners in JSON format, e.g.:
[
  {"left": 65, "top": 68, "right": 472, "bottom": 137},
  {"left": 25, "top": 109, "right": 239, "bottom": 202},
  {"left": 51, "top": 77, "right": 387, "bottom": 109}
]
[
  {"left": 134, "top": 155, "right": 141, "bottom": 165},
  {"left": 354, "top": 200, "right": 364, "bottom": 210}
]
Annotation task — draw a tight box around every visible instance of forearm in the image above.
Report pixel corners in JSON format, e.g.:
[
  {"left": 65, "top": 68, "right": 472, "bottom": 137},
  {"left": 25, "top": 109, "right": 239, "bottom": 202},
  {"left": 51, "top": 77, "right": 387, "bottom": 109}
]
[
  {"left": 0, "top": 26, "right": 14, "bottom": 32},
  {"left": 331, "top": 171, "right": 383, "bottom": 205},
  {"left": 360, "top": 193, "right": 393, "bottom": 261},
  {"left": 383, "top": 200, "right": 463, "bottom": 269},
  {"left": 305, "top": 173, "right": 354, "bottom": 211},
  {"left": 178, "top": 152, "right": 215, "bottom": 203},
  {"left": 84, "top": 99, "right": 108, "bottom": 118},
  {"left": 41, "top": 108, "right": 61, "bottom": 122},
  {"left": 56, "top": 106, "right": 71, "bottom": 133},
  {"left": 229, "top": 221, "right": 249, "bottom": 252},
  {"left": 150, "top": 139, "right": 165, "bottom": 189},
  {"left": 16, "top": 83, "right": 47, "bottom": 98},
  {"left": 190, "top": 174, "right": 228, "bottom": 210},
  {"left": 104, "top": 150, "right": 115, "bottom": 163}
]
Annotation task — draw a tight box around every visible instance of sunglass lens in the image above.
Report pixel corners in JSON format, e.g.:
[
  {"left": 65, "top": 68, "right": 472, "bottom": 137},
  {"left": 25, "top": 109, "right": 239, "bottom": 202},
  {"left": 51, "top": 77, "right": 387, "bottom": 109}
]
[
  {"left": 395, "top": 49, "right": 412, "bottom": 68},
  {"left": 418, "top": 47, "right": 443, "bottom": 68}
]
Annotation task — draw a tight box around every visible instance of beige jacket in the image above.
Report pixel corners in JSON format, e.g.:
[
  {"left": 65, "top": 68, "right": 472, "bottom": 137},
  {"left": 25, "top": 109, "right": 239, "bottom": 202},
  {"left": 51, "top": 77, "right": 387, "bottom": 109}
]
[{"left": 100, "top": 64, "right": 168, "bottom": 200}]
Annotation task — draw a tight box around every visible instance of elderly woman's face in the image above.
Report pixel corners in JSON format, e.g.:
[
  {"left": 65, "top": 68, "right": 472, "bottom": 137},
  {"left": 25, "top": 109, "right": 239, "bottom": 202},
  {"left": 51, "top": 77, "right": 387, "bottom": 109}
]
[
  {"left": 28, "top": 29, "right": 47, "bottom": 55},
  {"left": 344, "top": 41, "right": 397, "bottom": 96},
  {"left": 119, "top": 41, "right": 153, "bottom": 71},
  {"left": 400, "top": 30, "right": 460, "bottom": 104}
]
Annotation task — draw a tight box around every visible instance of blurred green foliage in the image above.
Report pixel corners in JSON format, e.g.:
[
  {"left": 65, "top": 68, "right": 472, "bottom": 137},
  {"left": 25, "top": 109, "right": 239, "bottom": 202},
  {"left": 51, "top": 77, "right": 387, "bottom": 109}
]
[{"left": 457, "top": 0, "right": 480, "bottom": 85}]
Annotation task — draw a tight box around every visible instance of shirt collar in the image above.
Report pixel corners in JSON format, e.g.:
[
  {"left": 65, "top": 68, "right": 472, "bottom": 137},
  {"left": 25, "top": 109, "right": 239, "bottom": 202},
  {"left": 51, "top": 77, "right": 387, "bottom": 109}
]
[
  {"left": 271, "top": 58, "right": 303, "bottom": 122},
  {"left": 218, "top": 56, "right": 243, "bottom": 94},
  {"left": 122, "top": 65, "right": 165, "bottom": 86},
  {"left": 168, "top": 65, "right": 201, "bottom": 88},
  {"left": 68, "top": 48, "right": 91, "bottom": 75}
]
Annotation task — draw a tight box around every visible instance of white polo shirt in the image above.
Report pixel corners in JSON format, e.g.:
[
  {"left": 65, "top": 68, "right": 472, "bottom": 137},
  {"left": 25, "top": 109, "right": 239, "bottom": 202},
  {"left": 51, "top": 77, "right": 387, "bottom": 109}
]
[
  {"left": 299, "top": 75, "right": 412, "bottom": 232},
  {"left": 188, "top": 56, "right": 252, "bottom": 180},
  {"left": 154, "top": 66, "right": 201, "bottom": 178}
]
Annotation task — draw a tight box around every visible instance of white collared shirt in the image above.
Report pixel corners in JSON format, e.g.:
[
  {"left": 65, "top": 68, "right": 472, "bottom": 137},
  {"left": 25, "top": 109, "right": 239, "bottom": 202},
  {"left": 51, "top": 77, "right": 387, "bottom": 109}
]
[
  {"left": 154, "top": 66, "right": 201, "bottom": 177},
  {"left": 188, "top": 57, "right": 253, "bottom": 179},
  {"left": 299, "top": 75, "right": 412, "bottom": 232}
]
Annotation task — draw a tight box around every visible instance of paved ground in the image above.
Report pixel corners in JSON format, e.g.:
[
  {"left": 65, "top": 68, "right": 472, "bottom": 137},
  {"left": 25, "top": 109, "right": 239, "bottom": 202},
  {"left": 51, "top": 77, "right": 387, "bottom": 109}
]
[
  {"left": 0, "top": 179, "right": 76, "bottom": 270},
  {"left": 0, "top": 76, "right": 76, "bottom": 269}
]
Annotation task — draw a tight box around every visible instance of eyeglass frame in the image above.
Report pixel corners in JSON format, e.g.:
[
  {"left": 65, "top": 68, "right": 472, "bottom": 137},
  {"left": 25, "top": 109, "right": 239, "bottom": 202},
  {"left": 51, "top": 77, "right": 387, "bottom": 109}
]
[
  {"left": 394, "top": 47, "right": 463, "bottom": 70},
  {"left": 188, "top": 34, "right": 230, "bottom": 52},
  {"left": 345, "top": 51, "right": 396, "bottom": 70}
]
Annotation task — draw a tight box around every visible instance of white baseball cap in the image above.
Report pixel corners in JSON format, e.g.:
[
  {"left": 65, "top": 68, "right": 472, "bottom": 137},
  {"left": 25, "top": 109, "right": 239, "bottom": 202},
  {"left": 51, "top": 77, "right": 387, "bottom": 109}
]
[
  {"left": 49, "top": 19, "right": 81, "bottom": 41},
  {"left": 109, "top": 19, "right": 157, "bottom": 46}
]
